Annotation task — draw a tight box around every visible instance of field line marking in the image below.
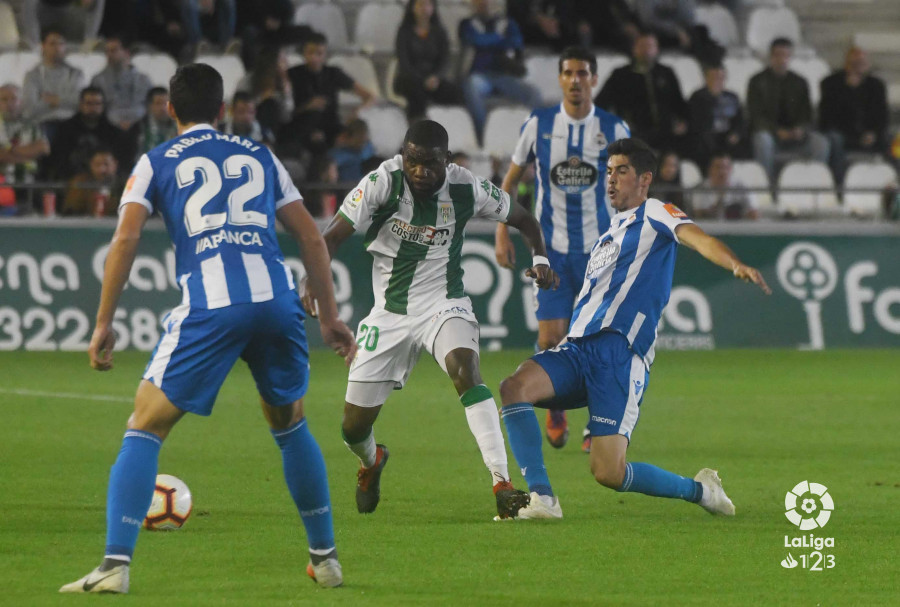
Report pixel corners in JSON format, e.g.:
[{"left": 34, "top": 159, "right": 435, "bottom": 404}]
[{"left": 0, "top": 388, "right": 133, "bottom": 404}]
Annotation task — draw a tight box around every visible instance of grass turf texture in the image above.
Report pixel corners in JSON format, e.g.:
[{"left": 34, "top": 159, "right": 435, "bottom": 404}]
[{"left": 1, "top": 349, "right": 897, "bottom": 606}]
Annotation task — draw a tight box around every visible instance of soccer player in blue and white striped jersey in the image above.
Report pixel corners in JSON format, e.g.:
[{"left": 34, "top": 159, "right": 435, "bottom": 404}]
[
  {"left": 61, "top": 64, "right": 357, "bottom": 593},
  {"left": 498, "top": 138, "right": 771, "bottom": 519},
  {"left": 495, "top": 46, "right": 630, "bottom": 450}
]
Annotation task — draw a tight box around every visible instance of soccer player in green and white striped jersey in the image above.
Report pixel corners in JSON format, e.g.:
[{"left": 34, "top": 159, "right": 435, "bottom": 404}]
[{"left": 303, "top": 120, "right": 558, "bottom": 519}]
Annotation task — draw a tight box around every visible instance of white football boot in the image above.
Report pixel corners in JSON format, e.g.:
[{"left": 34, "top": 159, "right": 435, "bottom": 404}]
[
  {"left": 59, "top": 564, "right": 129, "bottom": 594},
  {"left": 306, "top": 558, "right": 343, "bottom": 588},
  {"left": 515, "top": 492, "right": 563, "bottom": 519},
  {"left": 695, "top": 468, "right": 736, "bottom": 516}
]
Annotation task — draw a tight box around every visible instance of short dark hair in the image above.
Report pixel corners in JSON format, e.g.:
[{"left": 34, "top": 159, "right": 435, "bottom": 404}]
[
  {"left": 607, "top": 138, "right": 658, "bottom": 178},
  {"left": 169, "top": 64, "right": 223, "bottom": 124},
  {"left": 79, "top": 86, "right": 105, "bottom": 102},
  {"left": 558, "top": 46, "right": 597, "bottom": 75},
  {"left": 770, "top": 37, "right": 794, "bottom": 51},
  {"left": 231, "top": 91, "right": 254, "bottom": 107},
  {"left": 403, "top": 119, "right": 448, "bottom": 150},
  {"left": 304, "top": 32, "right": 328, "bottom": 48},
  {"left": 105, "top": 33, "right": 133, "bottom": 50},
  {"left": 146, "top": 86, "right": 168, "bottom": 104},
  {"left": 40, "top": 27, "right": 63, "bottom": 43}
]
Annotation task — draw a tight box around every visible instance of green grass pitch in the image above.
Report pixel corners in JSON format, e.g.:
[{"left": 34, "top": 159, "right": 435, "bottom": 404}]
[{"left": 1, "top": 348, "right": 898, "bottom": 605}]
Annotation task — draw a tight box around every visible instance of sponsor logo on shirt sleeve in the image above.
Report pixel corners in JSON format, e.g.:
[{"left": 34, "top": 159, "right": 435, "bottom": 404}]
[{"left": 664, "top": 203, "right": 688, "bottom": 218}]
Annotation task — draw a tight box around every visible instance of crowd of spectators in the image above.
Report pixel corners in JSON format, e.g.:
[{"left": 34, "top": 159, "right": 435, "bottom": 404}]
[{"left": 0, "top": 0, "right": 896, "bottom": 219}]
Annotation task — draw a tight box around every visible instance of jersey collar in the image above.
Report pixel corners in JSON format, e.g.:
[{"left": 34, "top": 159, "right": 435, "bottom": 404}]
[
  {"left": 182, "top": 123, "right": 216, "bottom": 134},
  {"left": 560, "top": 103, "right": 595, "bottom": 126}
]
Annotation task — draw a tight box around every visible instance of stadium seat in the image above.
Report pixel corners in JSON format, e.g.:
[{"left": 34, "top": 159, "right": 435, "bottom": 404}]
[
  {"left": 525, "top": 54, "right": 562, "bottom": 106},
  {"left": 329, "top": 54, "right": 380, "bottom": 105},
  {"left": 732, "top": 160, "right": 775, "bottom": 215},
  {"left": 294, "top": 2, "right": 350, "bottom": 51},
  {"left": 791, "top": 55, "right": 830, "bottom": 106},
  {"left": 358, "top": 105, "right": 407, "bottom": 158},
  {"left": 659, "top": 54, "right": 703, "bottom": 97},
  {"left": 481, "top": 106, "right": 531, "bottom": 157},
  {"left": 353, "top": 2, "right": 403, "bottom": 54},
  {"left": 382, "top": 58, "right": 407, "bottom": 108},
  {"left": 440, "top": 1, "right": 471, "bottom": 50},
  {"left": 195, "top": 54, "right": 245, "bottom": 101},
  {"left": 285, "top": 51, "right": 304, "bottom": 69},
  {"left": 723, "top": 54, "right": 764, "bottom": 103},
  {"left": 745, "top": 7, "right": 802, "bottom": 57},
  {"left": 695, "top": 4, "right": 741, "bottom": 49},
  {"left": 776, "top": 160, "right": 839, "bottom": 217},
  {"left": 594, "top": 54, "right": 629, "bottom": 98},
  {"left": 131, "top": 53, "right": 178, "bottom": 88},
  {"left": 0, "top": 2, "right": 20, "bottom": 50},
  {"left": 843, "top": 161, "right": 898, "bottom": 218},
  {"left": 0, "top": 50, "right": 38, "bottom": 88},
  {"left": 66, "top": 52, "right": 106, "bottom": 81},
  {"left": 426, "top": 105, "right": 479, "bottom": 154},
  {"left": 680, "top": 159, "right": 702, "bottom": 189},
  {"left": 466, "top": 153, "right": 494, "bottom": 180}
]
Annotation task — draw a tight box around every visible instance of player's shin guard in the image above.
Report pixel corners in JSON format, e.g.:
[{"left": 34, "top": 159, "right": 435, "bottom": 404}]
[
  {"left": 461, "top": 385, "right": 509, "bottom": 484},
  {"left": 272, "top": 419, "right": 335, "bottom": 551},
  {"left": 105, "top": 430, "right": 162, "bottom": 561},
  {"left": 500, "top": 403, "right": 554, "bottom": 497},
  {"left": 617, "top": 462, "right": 703, "bottom": 503}
]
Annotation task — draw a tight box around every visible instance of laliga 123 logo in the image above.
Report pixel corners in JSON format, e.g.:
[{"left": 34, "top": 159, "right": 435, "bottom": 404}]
[{"left": 785, "top": 480, "right": 833, "bottom": 530}]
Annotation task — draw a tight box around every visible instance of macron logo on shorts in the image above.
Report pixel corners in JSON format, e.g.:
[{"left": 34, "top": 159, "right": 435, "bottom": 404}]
[{"left": 591, "top": 416, "right": 617, "bottom": 426}]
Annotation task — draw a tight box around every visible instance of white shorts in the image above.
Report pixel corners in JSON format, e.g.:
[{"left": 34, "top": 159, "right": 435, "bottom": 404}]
[{"left": 346, "top": 298, "right": 479, "bottom": 404}]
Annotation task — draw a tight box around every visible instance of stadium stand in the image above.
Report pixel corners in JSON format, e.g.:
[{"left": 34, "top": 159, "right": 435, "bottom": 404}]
[
  {"left": 294, "top": 2, "right": 350, "bottom": 51},
  {"left": 695, "top": 3, "right": 741, "bottom": 50},
  {"left": 791, "top": 53, "right": 830, "bottom": 106},
  {"left": 358, "top": 105, "right": 408, "bottom": 158},
  {"left": 131, "top": 53, "right": 178, "bottom": 89},
  {"left": 732, "top": 160, "right": 775, "bottom": 216},
  {"left": 0, "top": 51, "right": 38, "bottom": 88},
  {"left": 776, "top": 160, "right": 840, "bottom": 217},
  {"left": 382, "top": 58, "right": 407, "bottom": 108},
  {"left": 745, "top": 6, "right": 803, "bottom": 57},
  {"left": 723, "top": 53, "right": 764, "bottom": 103},
  {"left": 426, "top": 105, "right": 479, "bottom": 155},
  {"left": 524, "top": 54, "right": 562, "bottom": 106},
  {"left": 659, "top": 54, "right": 704, "bottom": 98},
  {"left": 481, "top": 106, "right": 531, "bottom": 158},
  {"left": 329, "top": 54, "right": 381, "bottom": 105},
  {"left": 439, "top": 1, "right": 472, "bottom": 50},
  {"left": 353, "top": 2, "right": 404, "bottom": 54},
  {"left": 680, "top": 158, "right": 703, "bottom": 189},
  {"left": 0, "top": 1, "right": 19, "bottom": 51},
  {"left": 843, "top": 160, "right": 898, "bottom": 218},
  {"left": 66, "top": 53, "right": 106, "bottom": 82}
]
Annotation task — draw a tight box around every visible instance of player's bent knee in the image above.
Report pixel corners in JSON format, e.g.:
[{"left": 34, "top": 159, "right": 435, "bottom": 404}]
[
  {"left": 341, "top": 402, "right": 380, "bottom": 442},
  {"left": 262, "top": 398, "right": 304, "bottom": 430},
  {"left": 499, "top": 374, "right": 525, "bottom": 405},
  {"left": 591, "top": 460, "right": 626, "bottom": 489}
]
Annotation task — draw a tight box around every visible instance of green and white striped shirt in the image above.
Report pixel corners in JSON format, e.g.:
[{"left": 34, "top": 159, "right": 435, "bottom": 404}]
[{"left": 338, "top": 155, "right": 511, "bottom": 315}]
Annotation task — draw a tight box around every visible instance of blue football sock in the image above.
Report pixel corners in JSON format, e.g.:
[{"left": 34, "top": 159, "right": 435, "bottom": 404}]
[
  {"left": 500, "top": 403, "right": 553, "bottom": 497},
  {"left": 105, "top": 430, "right": 162, "bottom": 561},
  {"left": 618, "top": 462, "right": 702, "bottom": 503},
  {"left": 272, "top": 419, "right": 335, "bottom": 551}
]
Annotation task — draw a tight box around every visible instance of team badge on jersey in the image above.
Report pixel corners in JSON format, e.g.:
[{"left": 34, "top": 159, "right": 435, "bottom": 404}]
[
  {"left": 551, "top": 156, "right": 599, "bottom": 194},
  {"left": 664, "top": 203, "right": 688, "bottom": 218},
  {"left": 440, "top": 202, "right": 452, "bottom": 224}
]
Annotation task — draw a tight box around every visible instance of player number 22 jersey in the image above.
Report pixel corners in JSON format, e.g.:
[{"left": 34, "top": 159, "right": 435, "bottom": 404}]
[{"left": 120, "top": 124, "right": 301, "bottom": 310}]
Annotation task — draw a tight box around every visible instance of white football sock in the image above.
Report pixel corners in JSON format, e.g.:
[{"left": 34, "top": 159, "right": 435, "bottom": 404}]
[
  {"left": 344, "top": 429, "right": 377, "bottom": 468},
  {"left": 462, "top": 390, "right": 510, "bottom": 485}
]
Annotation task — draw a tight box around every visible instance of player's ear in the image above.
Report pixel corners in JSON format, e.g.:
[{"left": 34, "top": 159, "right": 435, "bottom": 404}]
[
  {"left": 166, "top": 101, "right": 176, "bottom": 121},
  {"left": 640, "top": 171, "right": 654, "bottom": 189},
  {"left": 217, "top": 102, "right": 226, "bottom": 123},
  {"left": 444, "top": 150, "right": 451, "bottom": 166}
]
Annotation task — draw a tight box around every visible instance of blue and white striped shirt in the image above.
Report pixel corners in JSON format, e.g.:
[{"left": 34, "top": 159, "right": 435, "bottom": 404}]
[
  {"left": 120, "top": 124, "right": 299, "bottom": 309},
  {"left": 512, "top": 103, "right": 630, "bottom": 255},
  {"left": 569, "top": 198, "right": 693, "bottom": 366}
]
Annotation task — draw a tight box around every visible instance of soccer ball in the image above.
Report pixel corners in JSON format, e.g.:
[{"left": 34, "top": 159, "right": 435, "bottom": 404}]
[{"left": 144, "top": 474, "right": 193, "bottom": 530}]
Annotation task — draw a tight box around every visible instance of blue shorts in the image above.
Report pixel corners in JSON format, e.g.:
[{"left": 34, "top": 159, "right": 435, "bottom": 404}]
[
  {"left": 534, "top": 250, "right": 590, "bottom": 321},
  {"left": 531, "top": 331, "right": 649, "bottom": 440},
  {"left": 143, "top": 290, "right": 309, "bottom": 415}
]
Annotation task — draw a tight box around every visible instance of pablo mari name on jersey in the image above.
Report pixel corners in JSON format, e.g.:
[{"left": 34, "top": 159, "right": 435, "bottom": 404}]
[{"left": 163, "top": 132, "right": 263, "bottom": 159}]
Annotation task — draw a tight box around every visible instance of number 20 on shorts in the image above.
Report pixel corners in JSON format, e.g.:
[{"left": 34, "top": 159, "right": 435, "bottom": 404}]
[{"left": 356, "top": 324, "right": 379, "bottom": 351}]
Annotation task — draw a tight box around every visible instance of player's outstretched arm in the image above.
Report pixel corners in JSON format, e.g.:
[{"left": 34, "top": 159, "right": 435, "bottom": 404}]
[
  {"left": 277, "top": 201, "right": 358, "bottom": 365},
  {"left": 675, "top": 223, "right": 772, "bottom": 294},
  {"left": 89, "top": 203, "right": 149, "bottom": 371},
  {"left": 495, "top": 162, "right": 527, "bottom": 269},
  {"left": 505, "top": 202, "right": 559, "bottom": 291}
]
